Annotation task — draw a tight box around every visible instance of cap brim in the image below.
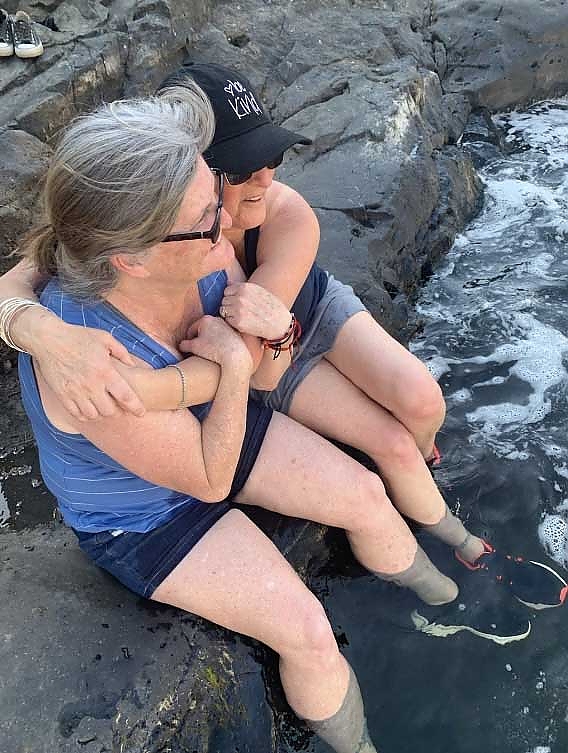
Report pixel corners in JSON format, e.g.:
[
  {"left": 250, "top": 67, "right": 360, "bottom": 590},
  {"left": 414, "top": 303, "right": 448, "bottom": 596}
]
[{"left": 204, "top": 122, "right": 311, "bottom": 174}]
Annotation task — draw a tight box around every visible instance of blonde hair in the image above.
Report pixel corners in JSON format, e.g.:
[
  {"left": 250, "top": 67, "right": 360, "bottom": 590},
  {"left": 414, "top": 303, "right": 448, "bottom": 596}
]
[{"left": 20, "top": 95, "right": 215, "bottom": 299}]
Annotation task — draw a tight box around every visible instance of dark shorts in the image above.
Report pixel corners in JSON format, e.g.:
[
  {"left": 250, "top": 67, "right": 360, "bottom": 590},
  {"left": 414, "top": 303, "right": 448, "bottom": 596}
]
[
  {"left": 250, "top": 273, "right": 367, "bottom": 414},
  {"left": 74, "top": 399, "right": 273, "bottom": 599}
]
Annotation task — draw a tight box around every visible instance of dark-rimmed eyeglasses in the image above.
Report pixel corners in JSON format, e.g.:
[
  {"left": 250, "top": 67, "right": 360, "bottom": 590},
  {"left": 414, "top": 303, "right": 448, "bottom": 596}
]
[
  {"left": 223, "top": 153, "right": 284, "bottom": 186},
  {"left": 162, "top": 170, "right": 224, "bottom": 244}
]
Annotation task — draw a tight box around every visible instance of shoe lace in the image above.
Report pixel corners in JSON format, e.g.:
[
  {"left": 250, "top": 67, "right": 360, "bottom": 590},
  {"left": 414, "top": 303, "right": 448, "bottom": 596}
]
[{"left": 13, "top": 17, "right": 35, "bottom": 45}]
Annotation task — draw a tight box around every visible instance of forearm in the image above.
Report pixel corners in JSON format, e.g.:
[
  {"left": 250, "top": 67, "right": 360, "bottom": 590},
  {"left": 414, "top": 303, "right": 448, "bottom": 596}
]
[
  {"left": 247, "top": 259, "right": 312, "bottom": 311},
  {"left": 238, "top": 330, "right": 290, "bottom": 391},
  {"left": 119, "top": 356, "right": 222, "bottom": 411},
  {"left": 71, "top": 362, "right": 252, "bottom": 503},
  {"left": 0, "top": 260, "right": 42, "bottom": 302},
  {"left": 124, "top": 321, "right": 288, "bottom": 411},
  {"left": 250, "top": 345, "right": 291, "bottom": 390},
  {"left": 251, "top": 183, "right": 320, "bottom": 309},
  {"left": 200, "top": 365, "right": 251, "bottom": 499}
]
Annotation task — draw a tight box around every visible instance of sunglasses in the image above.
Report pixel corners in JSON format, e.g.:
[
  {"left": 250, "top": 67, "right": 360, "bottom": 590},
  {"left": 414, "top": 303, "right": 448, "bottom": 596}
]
[
  {"left": 162, "top": 170, "right": 224, "bottom": 244},
  {"left": 223, "top": 153, "right": 284, "bottom": 186}
]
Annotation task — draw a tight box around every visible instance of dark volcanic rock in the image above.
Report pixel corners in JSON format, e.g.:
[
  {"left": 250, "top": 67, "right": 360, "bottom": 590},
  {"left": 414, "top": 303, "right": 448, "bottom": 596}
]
[
  {"left": 0, "top": 129, "right": 51, "bottom": 268},
  {"left": 0, "top": 522, "right": 276, "bottom": 753},
  {"left": 188, "top": 1, "right": 481, "bottom": 335},
  {"left": 433, "top": 0, "right": 568, "bottom": 111}
]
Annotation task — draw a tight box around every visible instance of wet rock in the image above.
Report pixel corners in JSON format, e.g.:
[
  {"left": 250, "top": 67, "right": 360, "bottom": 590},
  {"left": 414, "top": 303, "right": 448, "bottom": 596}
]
[
  {"left": 0, "top": 129, "right": 51, "bottom": 268},
  {"left": 461, "top": 108, "right": 506, "bottom": 148},
  {"left": 433, "top": 0, "right": 568, "bottom": 111},
  {"left": 0, "top": 516, "right": 320, "bottom": 753}
]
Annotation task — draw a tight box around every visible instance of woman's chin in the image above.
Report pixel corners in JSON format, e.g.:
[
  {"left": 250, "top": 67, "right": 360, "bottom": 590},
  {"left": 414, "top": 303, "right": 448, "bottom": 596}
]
[{"left": 235, "top": 200, "right": 267, "bottom": 229}]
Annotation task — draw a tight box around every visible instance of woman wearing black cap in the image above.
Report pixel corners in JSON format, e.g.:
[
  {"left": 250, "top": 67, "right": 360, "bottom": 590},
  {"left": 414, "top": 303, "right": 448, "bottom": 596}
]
[{"left": 0, "top": 64, "right": 459, "bottom": 584}]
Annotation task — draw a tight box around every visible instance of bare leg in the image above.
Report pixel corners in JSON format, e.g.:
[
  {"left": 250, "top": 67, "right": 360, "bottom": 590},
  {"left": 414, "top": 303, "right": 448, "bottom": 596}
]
[
  {"left": 236, "top": 412, "right": 457, "bottom": 603},
  {"left": 288, "top": 360, "right": 485, "bottom": 562},
  {"left": 236, "top": 412, "right": 417, "bottom": 574},
  {"left": 325, "top": 311, "right": 446, "bottom": 458},
  {"left": 152, "top": 509, "right": 350, "bottom": 721},
  {"left": 289, "top": 359, "right": 445, "bottom": 524}
]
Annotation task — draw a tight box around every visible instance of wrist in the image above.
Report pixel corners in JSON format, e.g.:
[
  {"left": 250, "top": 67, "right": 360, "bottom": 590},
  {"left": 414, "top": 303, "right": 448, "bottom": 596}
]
[
  {"left": 223, "top": 347, "right": 254, "bottom": 375},
  {"left": 269, "top": 312, "right": 294, "bottom": 341},
  {"left": 0, "top": 297, "right": 47, "bottom": 354},
  {"left": 32, "top": 310, "right": 70, "bottom": 356},
  {"left": 262, "top": 314, "right": 301, "bottom": 360}
]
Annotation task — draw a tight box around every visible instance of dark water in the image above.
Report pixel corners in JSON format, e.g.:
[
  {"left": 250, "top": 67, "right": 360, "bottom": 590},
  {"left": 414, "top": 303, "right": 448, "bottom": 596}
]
[
  {"left": 3, "top": 102, "right": 568, "bottom": 753},
  {"left": 299, "top": 101, "right": 568, "bottom": 753}
]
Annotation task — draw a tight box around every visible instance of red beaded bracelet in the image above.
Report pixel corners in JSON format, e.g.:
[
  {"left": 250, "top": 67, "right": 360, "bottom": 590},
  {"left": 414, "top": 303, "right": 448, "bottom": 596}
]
[{"left": 262, "top": 314, "right": 302, "bottom": 359}]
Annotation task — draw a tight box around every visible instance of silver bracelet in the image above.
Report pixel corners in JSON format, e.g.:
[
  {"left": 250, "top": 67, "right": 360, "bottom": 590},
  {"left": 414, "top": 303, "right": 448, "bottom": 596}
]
[
  {"left": 0, "top": 297, "right": 44, "bottom": 353},
  {"left": 169, "top": 363, "right": 187, "bottom": 409}
]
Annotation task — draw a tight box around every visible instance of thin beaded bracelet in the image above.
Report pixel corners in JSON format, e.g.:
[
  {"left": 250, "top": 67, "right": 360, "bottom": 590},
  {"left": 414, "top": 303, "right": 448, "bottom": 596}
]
[
  {"left": 169, "top": 363, "right": 187, "bottom": 409},
  {"left": 0, "top": 297, "right": 44, "bottom": 353}
]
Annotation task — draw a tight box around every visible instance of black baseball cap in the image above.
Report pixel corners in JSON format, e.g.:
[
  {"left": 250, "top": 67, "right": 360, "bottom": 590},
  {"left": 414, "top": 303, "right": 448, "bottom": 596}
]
[{"left": 158, "top": 61, "right": 311, "bottom": 174}]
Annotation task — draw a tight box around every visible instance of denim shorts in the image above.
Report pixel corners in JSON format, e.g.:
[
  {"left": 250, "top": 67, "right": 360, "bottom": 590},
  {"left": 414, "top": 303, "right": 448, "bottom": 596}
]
[
  {"left": 250, "top": 273, "right": 367, "bottom": 414},
  {"left": 74, "top": 399, "right": 273, "bottom": 599}
]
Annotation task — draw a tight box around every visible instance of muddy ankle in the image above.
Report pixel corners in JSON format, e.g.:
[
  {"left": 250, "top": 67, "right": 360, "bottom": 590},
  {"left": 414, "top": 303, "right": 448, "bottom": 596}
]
[
  {"left": 375, "top": 545, "right": 458, "bottom": 605},
  {"left": 302, "top": 664, "right": 379, "bottom": 753}
]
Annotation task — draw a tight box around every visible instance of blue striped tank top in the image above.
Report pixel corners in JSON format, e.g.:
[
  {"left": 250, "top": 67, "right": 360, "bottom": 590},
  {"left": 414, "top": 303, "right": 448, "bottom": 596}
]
[{"left": 18, "top": 270, "right": 228, "bottom": 533}]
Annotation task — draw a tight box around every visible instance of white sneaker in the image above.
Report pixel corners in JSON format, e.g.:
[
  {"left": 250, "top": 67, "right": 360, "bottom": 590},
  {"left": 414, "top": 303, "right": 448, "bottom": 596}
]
[
  {"left": 12, "top": 10, "right": 43, "bottom": 59},
  {"left": 0, "top": 9, "right": 13, "bottom": 57}
]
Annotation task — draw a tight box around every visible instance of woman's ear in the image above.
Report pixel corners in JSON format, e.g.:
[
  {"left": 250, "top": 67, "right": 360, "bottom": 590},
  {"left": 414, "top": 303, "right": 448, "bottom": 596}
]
[{"left": 110, "top": 252, "right": 151, "bottom": 279}]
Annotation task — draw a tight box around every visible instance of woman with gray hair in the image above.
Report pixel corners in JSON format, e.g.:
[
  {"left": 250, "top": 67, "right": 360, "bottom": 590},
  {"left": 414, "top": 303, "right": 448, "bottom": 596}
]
[
  {"left": 7, "top": 78, "right": 568, "bottom": 751},
  {"left": 14, "top": 93, "right": 469, "bottom": 753},
  {"left": 3, "top": 63, "right": 566, "bottom": 627}
]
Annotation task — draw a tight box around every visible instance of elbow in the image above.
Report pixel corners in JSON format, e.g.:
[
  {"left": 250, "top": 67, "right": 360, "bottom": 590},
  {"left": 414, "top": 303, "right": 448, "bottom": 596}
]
[{"left": 181, "top": 463, "right": 241, "bottom": 503}]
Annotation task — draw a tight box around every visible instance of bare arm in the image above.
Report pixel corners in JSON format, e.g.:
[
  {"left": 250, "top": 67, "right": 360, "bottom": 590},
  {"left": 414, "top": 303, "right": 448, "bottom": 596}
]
[
  {"left": 0, "top": 259, "right": 42, "bottom": 304},
  {"left": 219, "top": 181, "right": 320, "bottom": 342},
  {"left": 0, "top": 260, "right": 146, "bottom": 419},
  {"left": 246, "top": 181, "right": 320, "bottom": 308},
  {"left": 0, "top": 260, "right": 51, "bottom": 350},
  {"left": 38, "top": 316, "right": 254, "bottom": 502},
  {"left": 103, "top": 255, "right": 291, "bottom": 411},
  {"left": 222, "top": 254, "right": 292, "bottom": 391},
  {"left": 118, "top": 326, "right": 291, "bottom": 413}
]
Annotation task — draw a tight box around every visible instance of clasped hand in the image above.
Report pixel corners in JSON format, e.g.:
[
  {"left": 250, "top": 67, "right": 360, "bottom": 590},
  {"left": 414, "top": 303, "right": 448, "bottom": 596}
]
[
  {"left": 219, "top": 282, "right": 292, "bottom": 340},
  {"left": 179, "top": 315, "right": 253, "bottom": 373}
]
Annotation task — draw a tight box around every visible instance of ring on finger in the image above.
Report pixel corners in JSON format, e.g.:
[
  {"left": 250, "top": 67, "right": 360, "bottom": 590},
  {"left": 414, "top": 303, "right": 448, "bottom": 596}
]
[{"left": 219, "top": 305, "right": 228, "bottom": 319}]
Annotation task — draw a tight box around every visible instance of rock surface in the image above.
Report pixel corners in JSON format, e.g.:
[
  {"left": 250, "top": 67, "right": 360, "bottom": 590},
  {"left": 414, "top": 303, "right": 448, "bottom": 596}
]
[
  {"left": 433, "top": 0, "right": 568, "bottom": 111},
  {"left": 1, "top": 1, "right": 568, "bottom": 752}
]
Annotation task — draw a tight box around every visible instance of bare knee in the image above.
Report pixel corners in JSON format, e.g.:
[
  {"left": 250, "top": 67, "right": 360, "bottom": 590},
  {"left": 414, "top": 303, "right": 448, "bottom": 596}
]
[
  {"left": 280, "top": 598, "right": 340, "bottom": 670},
  {"left": 404, "top": 377, "right": 446, "bottom": 429},
  {"left": 348, "top": 471, "right": 395, "bottom": 533},
  {"left": 371, "top": 423, "right": 422, "bottom": 472}
]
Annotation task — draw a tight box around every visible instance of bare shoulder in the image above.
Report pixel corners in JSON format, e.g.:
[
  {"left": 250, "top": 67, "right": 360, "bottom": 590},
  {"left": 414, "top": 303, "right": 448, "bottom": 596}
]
[
  {"left": 264, "top": 180, "right": 318, "bottom": 228},
  {"left": 35, "top": 352, "right": 152, "bottom": 434},
  {"left": 255, "top": 181, "right": 320, "bottom": 269}
]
